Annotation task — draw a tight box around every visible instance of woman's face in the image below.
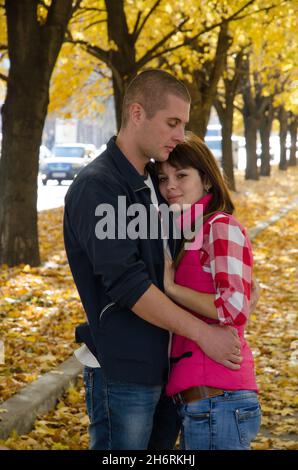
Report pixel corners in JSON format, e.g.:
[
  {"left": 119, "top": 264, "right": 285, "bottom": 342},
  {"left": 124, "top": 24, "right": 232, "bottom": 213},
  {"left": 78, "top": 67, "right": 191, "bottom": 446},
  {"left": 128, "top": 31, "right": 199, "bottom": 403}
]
[{"left": 158, "top": 162, "right": 206, "bottom": 210}]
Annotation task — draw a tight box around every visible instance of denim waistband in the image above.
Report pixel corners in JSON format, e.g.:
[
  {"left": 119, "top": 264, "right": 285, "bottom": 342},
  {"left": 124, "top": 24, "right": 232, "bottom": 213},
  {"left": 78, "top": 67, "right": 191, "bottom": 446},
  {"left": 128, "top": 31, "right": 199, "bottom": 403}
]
[{"left": 211, "top": 390, "right": 258, "bottom": 402}]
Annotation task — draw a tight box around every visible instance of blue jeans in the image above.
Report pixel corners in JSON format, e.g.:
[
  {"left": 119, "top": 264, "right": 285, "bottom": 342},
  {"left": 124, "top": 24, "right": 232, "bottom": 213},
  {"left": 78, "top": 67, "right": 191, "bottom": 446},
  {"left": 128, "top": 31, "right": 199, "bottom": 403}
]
[
  {"left": 178, "top": 390, "right": 261, "bottom": 450},
  {"left": 83, "top": 366, "right": 181, "bottom": 450}
]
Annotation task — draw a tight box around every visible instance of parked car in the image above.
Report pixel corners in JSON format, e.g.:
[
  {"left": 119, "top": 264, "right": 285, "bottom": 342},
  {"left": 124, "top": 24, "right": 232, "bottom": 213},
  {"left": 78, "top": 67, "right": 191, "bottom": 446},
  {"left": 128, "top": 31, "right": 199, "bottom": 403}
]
[
  {"left": 39, "top": 144, "right": 52, "bottom": 161},
  {"left": 39, "top": 143, "right": 96, "bottom": 185}
]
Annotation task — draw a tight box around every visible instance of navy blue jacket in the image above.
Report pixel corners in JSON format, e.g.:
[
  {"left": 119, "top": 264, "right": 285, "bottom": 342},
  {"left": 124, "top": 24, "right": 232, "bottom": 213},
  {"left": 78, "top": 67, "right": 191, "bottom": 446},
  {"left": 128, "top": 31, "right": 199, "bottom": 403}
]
[{"left": 64, "top": 137, "right": 177, "bottom": 385}]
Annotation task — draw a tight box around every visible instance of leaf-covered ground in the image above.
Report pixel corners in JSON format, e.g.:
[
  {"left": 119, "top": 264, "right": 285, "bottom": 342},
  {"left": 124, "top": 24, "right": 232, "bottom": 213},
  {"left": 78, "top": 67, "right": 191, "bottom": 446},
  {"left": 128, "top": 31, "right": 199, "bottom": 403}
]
[{"left": 0, "top": 166, "right": 297, "bottom": 449}]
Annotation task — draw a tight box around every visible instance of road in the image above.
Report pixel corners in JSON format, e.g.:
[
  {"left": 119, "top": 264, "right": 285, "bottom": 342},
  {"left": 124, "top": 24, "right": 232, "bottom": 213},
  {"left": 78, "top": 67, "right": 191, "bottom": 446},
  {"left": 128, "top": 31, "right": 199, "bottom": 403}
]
[
  {"left": 37, "top": 143, "right": 282, "bottom": 211},
  {"left": 37, "top": 176, "right": 70, "bottom": 211}
]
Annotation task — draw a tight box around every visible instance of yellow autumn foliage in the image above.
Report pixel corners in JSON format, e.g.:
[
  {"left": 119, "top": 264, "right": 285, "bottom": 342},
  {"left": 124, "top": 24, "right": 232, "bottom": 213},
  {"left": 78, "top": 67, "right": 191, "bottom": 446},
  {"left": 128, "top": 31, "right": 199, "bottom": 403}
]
[{"left": 0, "top": 166, "right": 297, "bottom": 449}]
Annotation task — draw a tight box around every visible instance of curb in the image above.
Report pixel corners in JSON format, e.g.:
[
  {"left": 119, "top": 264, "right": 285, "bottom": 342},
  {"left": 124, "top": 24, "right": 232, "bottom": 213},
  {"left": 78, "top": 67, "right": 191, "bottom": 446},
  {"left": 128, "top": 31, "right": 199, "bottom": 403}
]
[
  {"left": 0, "top": 356, "right": 82, "bottom": 440},
  {"left": 248, "top": 197, "right": 298, "bottom": 240},
  {"left": 0, "top": 197, "right": 297, "bottom": 441}
]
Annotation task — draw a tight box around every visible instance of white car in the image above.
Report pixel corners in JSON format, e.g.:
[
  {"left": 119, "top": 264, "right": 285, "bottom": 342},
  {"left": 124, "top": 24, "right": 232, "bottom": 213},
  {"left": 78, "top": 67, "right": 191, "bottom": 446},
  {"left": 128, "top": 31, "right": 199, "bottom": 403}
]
[{"left": 39, "top": 143, "right": 97, "bottom": 185}]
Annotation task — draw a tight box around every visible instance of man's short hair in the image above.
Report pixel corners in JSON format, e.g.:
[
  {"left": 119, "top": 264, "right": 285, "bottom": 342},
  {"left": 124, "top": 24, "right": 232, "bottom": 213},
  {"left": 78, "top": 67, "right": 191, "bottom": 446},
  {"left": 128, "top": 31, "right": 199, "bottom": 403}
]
[{"left": 121, "top": 69, "right": 190, "bottom": 127}]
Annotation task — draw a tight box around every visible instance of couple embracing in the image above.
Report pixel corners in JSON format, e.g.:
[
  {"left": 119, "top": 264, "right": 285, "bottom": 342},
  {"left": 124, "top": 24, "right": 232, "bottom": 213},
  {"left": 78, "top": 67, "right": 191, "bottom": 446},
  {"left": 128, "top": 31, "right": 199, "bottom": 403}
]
[{"left": 64, "top": 69, "right": 261, "bottom": 451}]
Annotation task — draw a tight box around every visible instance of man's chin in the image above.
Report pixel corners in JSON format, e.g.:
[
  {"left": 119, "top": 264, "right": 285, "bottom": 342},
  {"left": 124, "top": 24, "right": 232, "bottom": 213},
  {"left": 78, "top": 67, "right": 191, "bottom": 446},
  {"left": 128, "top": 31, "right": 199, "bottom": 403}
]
[{"left": 154, "top": 152, "right": 171, "bottom": 162}]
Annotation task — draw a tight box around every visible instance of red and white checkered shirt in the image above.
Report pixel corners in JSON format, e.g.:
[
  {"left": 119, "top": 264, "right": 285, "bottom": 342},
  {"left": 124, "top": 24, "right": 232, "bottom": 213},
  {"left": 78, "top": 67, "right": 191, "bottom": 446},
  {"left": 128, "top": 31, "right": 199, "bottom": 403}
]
[{"left": 200, "top": 213, "right": 253, "bottom": 326}]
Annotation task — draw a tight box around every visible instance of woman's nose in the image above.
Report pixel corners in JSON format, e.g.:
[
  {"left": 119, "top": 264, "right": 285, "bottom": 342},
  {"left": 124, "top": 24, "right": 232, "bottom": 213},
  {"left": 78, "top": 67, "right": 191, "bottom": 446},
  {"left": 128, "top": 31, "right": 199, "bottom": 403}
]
[{"left": 166, "top": 178, "right": 177, "bottom": 190}]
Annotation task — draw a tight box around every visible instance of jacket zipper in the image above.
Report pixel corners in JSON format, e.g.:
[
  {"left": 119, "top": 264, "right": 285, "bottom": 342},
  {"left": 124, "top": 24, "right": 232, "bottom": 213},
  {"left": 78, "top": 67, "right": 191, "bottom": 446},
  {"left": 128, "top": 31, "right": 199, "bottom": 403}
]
[{"left": 99, "top": 302, "right": 115, "bottom": 322}]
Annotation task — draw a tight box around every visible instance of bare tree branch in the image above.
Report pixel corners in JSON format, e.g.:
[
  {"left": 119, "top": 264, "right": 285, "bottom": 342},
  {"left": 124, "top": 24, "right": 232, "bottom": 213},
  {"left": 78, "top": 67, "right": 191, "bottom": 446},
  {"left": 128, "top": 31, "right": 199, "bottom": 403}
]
[
  {"left": 94, "top": 67, "right": 111, "bottom": 80},
  {"left": 65, "top": 34, "right": 110, "bottom": 67},
  {"left": 73, "top": 6, "right": 106, "bottom": 17},
  {"left": 136, "top": 16, "right": 189, "bottom": 69},
  {"left": 232, "top": 3, "right": 282, "bottom": 22},
  {"left": 136, "top": 0, "right": 277, "bottom": 71},
  {"left": 71, "top": 0, "right": 85, "bottom": 16},
  {"left": 132, "top": 0, "right": 162, "bottom": 43},
  {"left": 83, "top": 19, "right": 107, "bottom": 32},
  {"left": 0, "top": 72, "right": 7, "bottom": 82},
  {"left": 131, "top": 11, "right": 142, "bottom": 41},
  {"left": 71, "top": 5, "right": 106, "bottom": 24}
]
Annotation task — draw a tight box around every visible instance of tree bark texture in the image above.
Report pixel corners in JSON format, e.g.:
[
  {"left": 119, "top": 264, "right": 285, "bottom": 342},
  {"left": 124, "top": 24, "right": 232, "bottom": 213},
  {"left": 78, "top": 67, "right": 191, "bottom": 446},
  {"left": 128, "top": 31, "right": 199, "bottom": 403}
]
[
  {"left": 188, "top": 22, "right": 231, "bottom": 139},
  {"left": 259, "top": 100, "right": 274, "bottom": 177},
  {"left": 241, "top": 57, "right": 259, "bottom": 180},
  {"left": 105, "top": 0, "right": 137, "bottom": 129},
  {"left": 0, "top": 0, "right": 73, "bottom": 266},
  {"left": 213, "top": 49, "right": 245, "bottom": 191},
  {"left": 288, "top": 115, "right": 297, "bottom": 167},
  {"left": 278, "top": 106, "right": 288, "bottom": 171}
]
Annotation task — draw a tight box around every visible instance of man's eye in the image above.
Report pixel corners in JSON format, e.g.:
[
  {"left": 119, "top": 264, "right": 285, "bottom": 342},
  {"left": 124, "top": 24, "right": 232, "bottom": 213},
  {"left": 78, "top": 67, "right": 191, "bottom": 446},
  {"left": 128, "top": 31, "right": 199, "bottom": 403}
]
[{"left": 168, "top": 121, "right": 177, "bottom": 128}]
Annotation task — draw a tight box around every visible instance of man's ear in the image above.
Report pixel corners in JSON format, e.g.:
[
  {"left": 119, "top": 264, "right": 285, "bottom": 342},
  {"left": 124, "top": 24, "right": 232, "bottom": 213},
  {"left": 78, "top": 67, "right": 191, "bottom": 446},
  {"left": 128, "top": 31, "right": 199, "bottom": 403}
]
[{"left": 130, "top": 103, "right": 145, "bottom": 126}]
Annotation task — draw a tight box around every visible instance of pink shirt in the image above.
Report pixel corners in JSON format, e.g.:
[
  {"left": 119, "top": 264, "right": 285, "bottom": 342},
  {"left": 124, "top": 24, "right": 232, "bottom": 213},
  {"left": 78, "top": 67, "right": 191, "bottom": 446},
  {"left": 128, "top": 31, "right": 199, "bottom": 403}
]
[{"left": 166, "top": 196, "right": 258, "bottom": 396}]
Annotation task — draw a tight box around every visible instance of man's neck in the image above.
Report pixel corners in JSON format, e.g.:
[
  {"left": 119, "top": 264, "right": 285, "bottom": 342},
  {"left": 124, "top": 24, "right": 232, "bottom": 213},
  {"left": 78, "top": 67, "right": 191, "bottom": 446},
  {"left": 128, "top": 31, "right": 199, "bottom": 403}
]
[{"left": 116, "top": 131, "right": 147, "bottom": 175}]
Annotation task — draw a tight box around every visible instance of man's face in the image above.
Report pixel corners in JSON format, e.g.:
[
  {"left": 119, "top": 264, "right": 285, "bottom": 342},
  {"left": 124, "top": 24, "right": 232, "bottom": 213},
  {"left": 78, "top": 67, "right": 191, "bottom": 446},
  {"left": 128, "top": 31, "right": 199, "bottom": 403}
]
[{"left": 137, "top": 94, "right": 190, "bottom": 162}]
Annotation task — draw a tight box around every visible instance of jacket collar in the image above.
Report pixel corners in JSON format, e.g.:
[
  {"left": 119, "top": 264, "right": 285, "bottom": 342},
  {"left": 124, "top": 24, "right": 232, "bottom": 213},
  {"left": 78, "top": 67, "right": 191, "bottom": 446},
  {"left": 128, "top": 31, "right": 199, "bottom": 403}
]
[{"left": 106, "top": 136, "right": 150, "bottom": 192}]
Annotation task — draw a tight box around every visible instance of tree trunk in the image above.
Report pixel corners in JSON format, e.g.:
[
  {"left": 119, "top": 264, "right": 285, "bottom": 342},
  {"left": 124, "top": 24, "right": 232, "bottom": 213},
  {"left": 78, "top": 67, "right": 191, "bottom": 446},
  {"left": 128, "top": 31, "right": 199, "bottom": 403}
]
[
  {"left": 105, "top": 0, "right": 136, "bottom": 130},
  {"left": 215, "top": 98, "right": 235, "bottom": 191},
  {"left": 278, "top": 106, "right": 288, "bottom": 171},
  {"left": 259, "top": 101, "right": 273, "bottom": 176},
  {"left": 221, "top": 107, "right": 235, "bottom": 190},
  {"left": 0, "top": 79, "right": 47, "bottom": 265},
  {"left": 112, "top": 71, "right": 126, "bottom": 132},
  {"left": 188, "top": 21, "right": 231, "bottom": 139},
  {"left": 0, "top": 0, "right": 73, "bottom": 266},
  {"left": 213, "top": 49, "right": 246, "bottom": 191},
  {"left": 241, "top": 56, "right": 259, "bottom": 180},
  {"left": 288, "top": 116, "right": 297, "bottom": 167},
  {"left": 243, "top": 113, "right": 259, "bottom": 180},
  {"left": 187, "top": 72, "right": 210, "bottom": 139}
]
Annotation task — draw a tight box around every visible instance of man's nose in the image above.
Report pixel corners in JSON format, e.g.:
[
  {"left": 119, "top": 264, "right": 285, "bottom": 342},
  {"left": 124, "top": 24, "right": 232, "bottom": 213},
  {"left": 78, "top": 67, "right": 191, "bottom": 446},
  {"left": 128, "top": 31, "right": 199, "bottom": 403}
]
[{"left": 173, "top": 125, "right": 185, "bottom": 143}]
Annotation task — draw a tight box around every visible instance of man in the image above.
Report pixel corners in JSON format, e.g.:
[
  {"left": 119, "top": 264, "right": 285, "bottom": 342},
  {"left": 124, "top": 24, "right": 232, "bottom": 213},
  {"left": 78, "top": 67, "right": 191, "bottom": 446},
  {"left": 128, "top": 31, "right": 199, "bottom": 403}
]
[{"left": 63, "top": 69, "right": 243, "bottom": 450}]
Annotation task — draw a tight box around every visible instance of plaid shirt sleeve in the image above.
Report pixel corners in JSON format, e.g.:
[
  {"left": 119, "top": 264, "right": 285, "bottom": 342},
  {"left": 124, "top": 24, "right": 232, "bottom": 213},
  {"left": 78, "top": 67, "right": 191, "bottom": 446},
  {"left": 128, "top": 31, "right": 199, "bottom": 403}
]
[{"left": 206, "top": 214, "right": 253, "bottom": 326}]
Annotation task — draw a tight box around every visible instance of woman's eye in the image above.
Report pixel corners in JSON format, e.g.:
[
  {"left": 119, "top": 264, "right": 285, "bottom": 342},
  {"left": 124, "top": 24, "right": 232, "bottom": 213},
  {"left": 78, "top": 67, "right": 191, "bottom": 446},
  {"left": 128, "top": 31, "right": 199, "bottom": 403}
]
[
  {"left": 158, "top": 177, "right": 167, "bottom": 183},
  {"left": 177, "top": 173, "right": 187, "bottom": 178}
]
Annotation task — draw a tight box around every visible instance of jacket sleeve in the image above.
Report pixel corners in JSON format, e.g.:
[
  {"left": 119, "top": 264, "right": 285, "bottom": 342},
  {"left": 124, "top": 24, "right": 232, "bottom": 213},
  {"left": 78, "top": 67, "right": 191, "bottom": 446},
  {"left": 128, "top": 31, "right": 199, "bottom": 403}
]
[
  {"left": 208, "top": 216, "right": 253, "bottom": 326},
  {"left": 66, "top": 177, "right": 152, "bottom": 309}
]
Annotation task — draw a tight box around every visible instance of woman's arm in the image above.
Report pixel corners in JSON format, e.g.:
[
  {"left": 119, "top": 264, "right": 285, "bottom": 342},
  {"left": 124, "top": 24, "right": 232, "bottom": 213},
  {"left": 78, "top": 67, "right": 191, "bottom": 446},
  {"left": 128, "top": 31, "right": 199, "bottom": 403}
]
[
  {"left": 164, "top": 216, "right": 254, "bottom": 326},
  {"left": 164, "top": 256, "right": 218, "bottom": 320}
]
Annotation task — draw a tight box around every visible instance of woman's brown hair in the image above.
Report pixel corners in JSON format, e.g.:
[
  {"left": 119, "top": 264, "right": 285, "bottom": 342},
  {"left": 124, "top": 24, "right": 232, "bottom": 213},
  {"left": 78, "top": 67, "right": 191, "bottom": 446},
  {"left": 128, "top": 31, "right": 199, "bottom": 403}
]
[
  {"left": 156, "top": 130, "right": 234, "bottom": 217},
  {"left": 155, "top": 131, "right": 235, "bottom": 263}
]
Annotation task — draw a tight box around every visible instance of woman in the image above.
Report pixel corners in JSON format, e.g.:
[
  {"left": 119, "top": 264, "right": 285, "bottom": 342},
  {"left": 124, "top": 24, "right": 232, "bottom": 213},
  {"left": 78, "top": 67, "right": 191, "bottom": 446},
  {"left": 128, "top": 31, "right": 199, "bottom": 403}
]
[{"left": 156, "top": 131, "right": 261, "bottom": 450}]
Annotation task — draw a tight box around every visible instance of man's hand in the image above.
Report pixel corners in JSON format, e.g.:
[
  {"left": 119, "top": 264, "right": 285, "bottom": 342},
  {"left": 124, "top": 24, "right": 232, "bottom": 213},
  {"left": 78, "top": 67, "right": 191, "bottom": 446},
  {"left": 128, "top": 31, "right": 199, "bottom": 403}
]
[
  {"left": 249, "top": 278, "right": 261, "bottom": 316},
  {"left": 197, "top": 323, "right": 242, "bottom": 370}
]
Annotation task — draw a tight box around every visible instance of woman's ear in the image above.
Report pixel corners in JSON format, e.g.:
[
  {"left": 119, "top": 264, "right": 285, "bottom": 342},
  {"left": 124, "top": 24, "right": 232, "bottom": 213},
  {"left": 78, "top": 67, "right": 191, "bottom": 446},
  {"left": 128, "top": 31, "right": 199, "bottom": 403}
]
[{"left": 203, "top": 178, "right": 212, "bottom": 192}]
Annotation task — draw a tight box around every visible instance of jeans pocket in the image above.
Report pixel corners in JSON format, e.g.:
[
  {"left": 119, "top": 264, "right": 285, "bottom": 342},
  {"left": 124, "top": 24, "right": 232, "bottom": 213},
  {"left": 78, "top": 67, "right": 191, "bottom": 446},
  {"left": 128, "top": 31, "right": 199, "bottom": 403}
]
[
  {"left": 235, "top": 402, "right": 262, "bottom": 448},
  {"left": 179, "top": 403, "right": 210, "bottom": 450},
  {"left": 83, "top": 367, "right": 94, "bottom": 422}
]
